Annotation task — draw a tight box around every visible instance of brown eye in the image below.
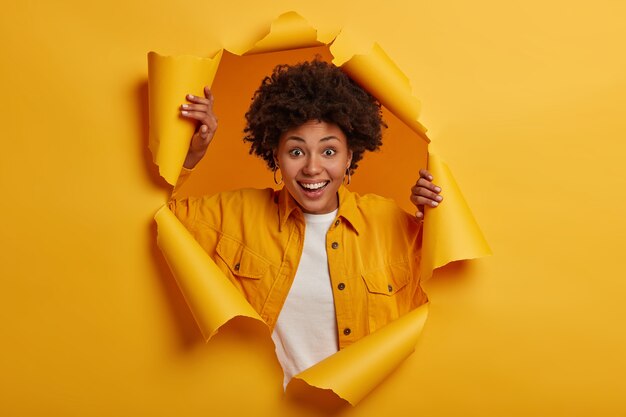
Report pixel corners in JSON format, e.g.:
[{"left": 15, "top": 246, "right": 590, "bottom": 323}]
[{"left": 324, "top": 149, "right": 336, "bottom": 156}]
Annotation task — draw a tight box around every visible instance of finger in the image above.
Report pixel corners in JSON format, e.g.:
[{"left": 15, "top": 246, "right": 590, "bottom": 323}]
[
  {"left": 198, "top": 124, "right": 210, "bottom": 139},
  {"left": 186, "top": 93, "right": 211, "bottom": 105},
  {"left": 180, "top": 110, "right": 213, "bottom": 122},
  {"left": 180, "top": 103, "right": 209, "bottom": 113},
  {"left": 419, "top": 169, "right": 433, "bottom": 181},
  {"left": 415, "top": 210, "right": 424, "bottom": 219},
  {"left": 190, "top": 128, "right": 213, "bottom": 147},
  {"left": 411, "top": 186, "right": 443, "bottom": 203},
  {"left": 414, "top": 178, "right": 442, "bottom": 193},
  {"left": 411, "top": 194, "right": 440, "bottom": 207},
  {"left": 412, "top": 180, "right": 443, "bottom": 195},
  {"left": 204, "top": 86, "right": 214, "bottom": 106},
  {"left": 413, "top": 186, "right": 444, "bottom": 202}
]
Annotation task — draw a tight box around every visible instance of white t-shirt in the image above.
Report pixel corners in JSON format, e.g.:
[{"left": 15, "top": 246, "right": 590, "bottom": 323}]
[{"left": 271, "top": 209, "right": 339, "bottom": 388}]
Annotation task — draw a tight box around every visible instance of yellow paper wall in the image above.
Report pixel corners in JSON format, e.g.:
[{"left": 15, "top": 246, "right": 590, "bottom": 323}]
[{"left": 1, "top": 1, "right": 625, "bottom": 416}]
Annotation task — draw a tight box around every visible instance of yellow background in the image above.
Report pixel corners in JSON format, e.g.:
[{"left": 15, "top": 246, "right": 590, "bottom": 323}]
[{"left": 1, "top": 1, "right": 625, "bottom": 416}]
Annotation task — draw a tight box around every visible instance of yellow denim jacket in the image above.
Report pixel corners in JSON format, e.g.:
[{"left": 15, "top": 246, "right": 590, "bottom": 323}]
[{"left": 169, "top": 168, "right": 427, "bottom": 349}]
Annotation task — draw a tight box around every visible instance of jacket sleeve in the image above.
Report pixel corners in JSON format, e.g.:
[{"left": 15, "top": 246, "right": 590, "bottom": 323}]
[
  {"left": 408, "top": 215, "right": 429, "bottom": 308},
  {"left": 167, "top": 167, "right": 197, "bottom": 231}
]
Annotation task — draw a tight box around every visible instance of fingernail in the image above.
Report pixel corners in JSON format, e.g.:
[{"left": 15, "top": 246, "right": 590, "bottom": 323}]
[
  {"left": 436, "top": 195, "right": 443, "bottom": 201},
  {"left": 431, "top": 201, "right": 438, "bottom": 207},
  {"left": 428, "top": 175, "right": 433, "bottom": 180},
  {"left": 435, "top": 186, "right": 441, "bottom": 192},
  {"left": 187, "top": 94, "right": 194, "bottom": 99},
  {"left": 181, "top": 104, "right": 189, "bottom": 109},
  {"left": 181, "top": 110, "right": 188, "bottom": 115}
]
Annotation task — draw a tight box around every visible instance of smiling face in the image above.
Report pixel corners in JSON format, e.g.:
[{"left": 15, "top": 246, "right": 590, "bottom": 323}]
[{"left": 275, "top": 120, "right": 353, "bottom": 214}]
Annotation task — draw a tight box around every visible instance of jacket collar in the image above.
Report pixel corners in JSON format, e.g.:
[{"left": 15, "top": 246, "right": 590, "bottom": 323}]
[{"left": 277, "top": 185, "right": 363, "bottom": 235}]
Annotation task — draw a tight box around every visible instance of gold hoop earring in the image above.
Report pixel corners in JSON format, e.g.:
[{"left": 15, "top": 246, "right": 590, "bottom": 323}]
[
  {"left": 344, "top": 168, "right": 351, "bottom": 185},
  {"left": 273, "top": 167, "right": 283, "bottom": 185}
]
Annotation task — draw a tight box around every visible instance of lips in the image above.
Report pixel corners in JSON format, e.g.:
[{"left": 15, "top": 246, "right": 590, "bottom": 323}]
[
  {"left": 298, "top": 181, "right": 329, "bottom": 191},
  {"left": 292, "top": 179, "right": 336, "bottom": 212}
]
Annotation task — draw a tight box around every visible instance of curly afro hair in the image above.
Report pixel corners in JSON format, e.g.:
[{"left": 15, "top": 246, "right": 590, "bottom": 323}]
[{"left": 243, "top": 59, "right": 386, "bottom": 173}]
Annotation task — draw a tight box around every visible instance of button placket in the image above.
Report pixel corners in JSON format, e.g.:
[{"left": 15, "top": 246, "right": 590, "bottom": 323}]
[{"left": 327, "top": 220, "right": 354, "bottom": 348}]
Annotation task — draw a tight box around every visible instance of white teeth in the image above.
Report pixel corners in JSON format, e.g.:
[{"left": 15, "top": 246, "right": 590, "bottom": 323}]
[{"left": 300, "top": 181, "right": 328, "bottom": 190}]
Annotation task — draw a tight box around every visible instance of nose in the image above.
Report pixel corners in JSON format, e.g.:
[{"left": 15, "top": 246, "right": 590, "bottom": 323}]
[{"left": 302, "top": 154, "right": 322, "bottom": 176}]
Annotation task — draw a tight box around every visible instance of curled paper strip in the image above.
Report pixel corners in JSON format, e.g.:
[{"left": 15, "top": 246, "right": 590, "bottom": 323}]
[
  {"left": 155, "top": 206, "right": 263, "bottom": 340},
  {"left": 421, "top": 153, "right": 493, "bottom": 279},
  {"left": 288, "top": 303, "right": 429, "bottom": 406},
  {"left": 332, "top": 42, "right": 429, "bottom": 141},
  {"left": 245, "top": 11, "right": 324, "bottom": 55},
  {"left": 148, "top": 51, "right": 222, "bottom": 185},
  {"left": 149, "top": 11, "right": 490, "bottom": 406}
]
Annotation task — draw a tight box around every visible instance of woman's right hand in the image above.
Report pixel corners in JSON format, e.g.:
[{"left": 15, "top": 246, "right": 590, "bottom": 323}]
[{"left": 180, "top": 86, "right": 217, "bottom": 169}]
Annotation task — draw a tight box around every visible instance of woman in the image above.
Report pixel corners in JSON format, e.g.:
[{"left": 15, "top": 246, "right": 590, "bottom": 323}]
[{"left": 170, "top": 60, "right": 443, "bottom": 386}]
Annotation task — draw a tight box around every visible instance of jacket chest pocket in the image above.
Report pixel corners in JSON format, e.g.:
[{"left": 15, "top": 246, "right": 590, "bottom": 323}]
[
  {"left": 215, "top": 234, "right": 272, "bottom": 310},
  {"left": 361, "top": 262, "right": 412, "bottom": 333}
]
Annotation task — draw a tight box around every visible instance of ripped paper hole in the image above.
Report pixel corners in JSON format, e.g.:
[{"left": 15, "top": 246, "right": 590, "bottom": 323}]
[{"left": 149, "top": 11, "right": 491, "bottom": 406}]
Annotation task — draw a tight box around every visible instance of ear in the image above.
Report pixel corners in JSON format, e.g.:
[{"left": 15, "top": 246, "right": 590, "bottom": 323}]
[
  {"left": 346, "top": 150, "right": 353, "bottom": 170},
  {"left": 273, "top": 150, "right": 279, "bottom": 167}
]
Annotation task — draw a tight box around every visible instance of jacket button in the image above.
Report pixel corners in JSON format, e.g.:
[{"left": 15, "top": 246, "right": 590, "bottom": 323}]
[
  {"left": 343, "top": 328, "right": 351, "bottom": 336},
  {"left": 337, "top": 283, "right": 345, "bottom": 290},
  {"left": 388, "top": 284, "right": 393, "bottom": 292},
  {"left": 334, "top": 219, "right": 340, "bottom": 226},
  {"left": 234, "top": 263, "right": 240, "bottom": 271},
  {"left": 331, "top": 242, "right": 339, "bottom": 249}
]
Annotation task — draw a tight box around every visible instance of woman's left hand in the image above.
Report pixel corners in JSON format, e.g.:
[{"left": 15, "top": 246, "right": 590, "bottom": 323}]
[{"left": 411, "top": 169, "right": 443, "bottom": 219}]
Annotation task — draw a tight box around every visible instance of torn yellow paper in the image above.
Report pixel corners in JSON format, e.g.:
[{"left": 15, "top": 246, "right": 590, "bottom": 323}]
[
  {"left": 331, "top": 40, "right": 429, "bottom": 141},
  {"left": 154, "top": 205, "right": 264, "bottom": 341},
  {"left": 149, "top": 10, "right": 490, "bottom": 407},
  {"left": 289, "top": 304, "right": 429, "bottom": 406},
  {"left": 421, "top": 153, "right": 492, "bottom": 279},
  {"left": 148, "top": 51, "right": 222, "bottom": 185},
  {"left": 148, "top": 15, "right": 429, "bottom": 187},
  {"left": 245, "top": 11, "right": 323, "bottom": 55}
]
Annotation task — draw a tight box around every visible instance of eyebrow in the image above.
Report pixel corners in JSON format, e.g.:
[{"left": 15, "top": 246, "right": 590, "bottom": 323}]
[{"left": 284, "top": 135, "right": 341, "bottom": 143}]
